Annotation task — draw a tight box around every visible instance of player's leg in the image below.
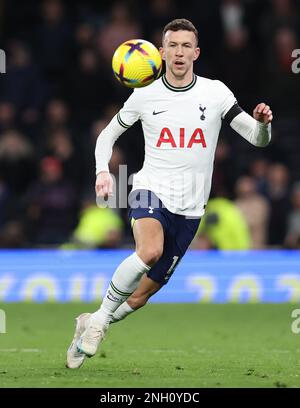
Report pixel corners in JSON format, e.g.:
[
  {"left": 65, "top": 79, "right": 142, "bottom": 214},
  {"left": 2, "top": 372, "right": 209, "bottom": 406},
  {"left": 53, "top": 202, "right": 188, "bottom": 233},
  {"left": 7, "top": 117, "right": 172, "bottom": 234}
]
[
  {"left": 111, "top": 272, "right": 162, "bottom": 323},
  {"left": 77, "top": 217, "right": 164, "bottom": 357},
  {"left": 90, "top": 217, "right": 163, "bottom": 325},
  {"left": 111, "top": 214, "right": 201, "bottom": 323}
]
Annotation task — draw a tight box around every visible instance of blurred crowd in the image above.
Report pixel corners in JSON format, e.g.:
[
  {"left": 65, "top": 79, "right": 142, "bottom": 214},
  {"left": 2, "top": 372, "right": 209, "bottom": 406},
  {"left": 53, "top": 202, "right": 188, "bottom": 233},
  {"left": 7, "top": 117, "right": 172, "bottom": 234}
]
[{"left": 0, "top": 0, "right": 300, "bottom": 249}]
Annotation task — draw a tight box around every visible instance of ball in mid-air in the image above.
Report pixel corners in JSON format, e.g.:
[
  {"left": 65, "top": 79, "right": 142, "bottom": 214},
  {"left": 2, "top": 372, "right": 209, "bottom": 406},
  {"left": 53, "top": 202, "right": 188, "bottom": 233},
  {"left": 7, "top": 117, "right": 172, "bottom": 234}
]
[{"left": 112, "top": 39, "right": 162, "bottom": 88}]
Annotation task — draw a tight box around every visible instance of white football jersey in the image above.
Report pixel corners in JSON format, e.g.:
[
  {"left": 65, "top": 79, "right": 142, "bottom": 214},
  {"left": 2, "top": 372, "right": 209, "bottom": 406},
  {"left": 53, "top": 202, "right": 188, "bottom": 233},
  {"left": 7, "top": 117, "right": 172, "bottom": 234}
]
[
  {"left": 95, "top": 74, "right": 271, "bottom": 217},
  {"left": 117, "top": 74, "right": 236, "bottom": 217}
]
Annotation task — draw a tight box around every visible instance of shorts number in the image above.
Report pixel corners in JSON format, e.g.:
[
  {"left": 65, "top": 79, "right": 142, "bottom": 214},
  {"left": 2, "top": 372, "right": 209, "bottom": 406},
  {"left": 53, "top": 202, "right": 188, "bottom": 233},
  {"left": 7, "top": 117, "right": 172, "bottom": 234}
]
[{"left": 165, "top": 256, "right": 180, "bottom": 281}]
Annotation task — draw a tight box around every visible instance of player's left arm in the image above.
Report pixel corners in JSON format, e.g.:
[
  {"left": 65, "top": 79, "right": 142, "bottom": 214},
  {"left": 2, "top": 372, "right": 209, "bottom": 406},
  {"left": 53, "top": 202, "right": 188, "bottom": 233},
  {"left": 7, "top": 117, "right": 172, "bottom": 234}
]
[
  {"left": 217, "top": 80, "right": 272, "bottom": 147},
  {"left": 225, "top": 102, "right": 272, "bottom": 147}
]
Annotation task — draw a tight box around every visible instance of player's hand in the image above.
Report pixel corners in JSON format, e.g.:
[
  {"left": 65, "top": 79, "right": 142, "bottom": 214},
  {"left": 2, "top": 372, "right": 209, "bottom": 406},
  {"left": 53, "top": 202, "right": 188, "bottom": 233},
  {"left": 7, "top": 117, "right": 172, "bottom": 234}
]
[
  {"left": 253, "top": 103, "right": 273, "bottom": 124},
  {"left": 95, "top": 171, "right": 113, "bottom": 199}
]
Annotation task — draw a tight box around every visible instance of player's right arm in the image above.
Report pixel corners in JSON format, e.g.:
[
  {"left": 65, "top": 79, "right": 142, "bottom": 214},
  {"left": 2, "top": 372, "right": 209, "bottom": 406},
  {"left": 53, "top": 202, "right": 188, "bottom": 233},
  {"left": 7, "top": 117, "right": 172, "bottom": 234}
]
[{"left": 95, "top": 90, "right": 141, "bottom": 198}]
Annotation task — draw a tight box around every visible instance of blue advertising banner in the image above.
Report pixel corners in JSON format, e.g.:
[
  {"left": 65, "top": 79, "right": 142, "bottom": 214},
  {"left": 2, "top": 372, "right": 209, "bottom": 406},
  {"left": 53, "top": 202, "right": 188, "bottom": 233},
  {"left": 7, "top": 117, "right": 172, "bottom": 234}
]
[{"left": 0, "top": 249, "right": 300, "bottom": 303}]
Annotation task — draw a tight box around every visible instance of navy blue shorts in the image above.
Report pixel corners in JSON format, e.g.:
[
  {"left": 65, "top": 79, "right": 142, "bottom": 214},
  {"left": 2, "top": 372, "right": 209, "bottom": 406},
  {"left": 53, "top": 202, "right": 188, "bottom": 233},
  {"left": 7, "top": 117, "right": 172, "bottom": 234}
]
[{"left": 128, "top": 189, "right": 201, "bottom": 285}]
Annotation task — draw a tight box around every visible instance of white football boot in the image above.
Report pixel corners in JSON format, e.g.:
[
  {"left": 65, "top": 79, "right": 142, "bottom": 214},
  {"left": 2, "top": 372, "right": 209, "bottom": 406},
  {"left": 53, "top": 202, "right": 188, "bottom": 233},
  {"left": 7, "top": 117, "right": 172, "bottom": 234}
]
[
  {"left": 77, "top": 320, "right": 107, "bottom": 357},
  {"left": 66, "top": 313, "right": 91, "bottom": 369}
]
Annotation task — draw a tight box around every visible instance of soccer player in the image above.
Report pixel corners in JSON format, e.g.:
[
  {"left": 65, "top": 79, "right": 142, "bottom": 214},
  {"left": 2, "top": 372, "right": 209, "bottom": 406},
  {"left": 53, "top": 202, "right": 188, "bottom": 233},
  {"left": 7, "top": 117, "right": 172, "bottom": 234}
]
[{"left": 66, "top": 18, "right": 272, "bottom": 368}]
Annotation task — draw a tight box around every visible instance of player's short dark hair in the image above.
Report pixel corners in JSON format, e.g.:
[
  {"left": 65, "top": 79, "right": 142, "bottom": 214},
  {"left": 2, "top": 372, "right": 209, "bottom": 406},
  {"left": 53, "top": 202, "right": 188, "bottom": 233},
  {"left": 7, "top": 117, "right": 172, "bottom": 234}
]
[{"left": 162, "top": 19, "right": 198, "bottom": 46}]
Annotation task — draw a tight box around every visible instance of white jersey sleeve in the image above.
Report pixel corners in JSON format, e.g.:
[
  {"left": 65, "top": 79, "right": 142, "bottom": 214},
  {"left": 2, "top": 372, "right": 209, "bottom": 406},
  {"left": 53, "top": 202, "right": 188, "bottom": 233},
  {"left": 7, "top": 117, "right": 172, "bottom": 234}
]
[
  {"left": 214, "top": 80, "right": 238, "bottom": 119},
  {"left": 95, "top": 90, "right": 141, "bottom": 174},
  {"left": 230, "top": 112, "right": 271, "bottom": 147},
  {"left": 117, "top": 89, "right": 141, "bottom": 128}
]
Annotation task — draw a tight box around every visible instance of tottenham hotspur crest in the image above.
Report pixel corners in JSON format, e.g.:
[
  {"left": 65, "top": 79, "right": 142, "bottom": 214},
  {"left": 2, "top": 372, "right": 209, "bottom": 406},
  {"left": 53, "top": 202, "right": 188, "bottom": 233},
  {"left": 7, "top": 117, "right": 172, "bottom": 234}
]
[{"left": 199, "top": 104, "right": 206, "bottom": 120}]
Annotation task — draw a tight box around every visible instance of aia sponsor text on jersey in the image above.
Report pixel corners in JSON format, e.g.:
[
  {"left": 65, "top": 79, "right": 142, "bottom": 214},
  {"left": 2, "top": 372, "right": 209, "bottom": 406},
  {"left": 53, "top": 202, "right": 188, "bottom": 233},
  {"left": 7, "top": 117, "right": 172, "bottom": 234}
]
[{"left": 156, "top": 127, "right": 207, "bottom": 148}]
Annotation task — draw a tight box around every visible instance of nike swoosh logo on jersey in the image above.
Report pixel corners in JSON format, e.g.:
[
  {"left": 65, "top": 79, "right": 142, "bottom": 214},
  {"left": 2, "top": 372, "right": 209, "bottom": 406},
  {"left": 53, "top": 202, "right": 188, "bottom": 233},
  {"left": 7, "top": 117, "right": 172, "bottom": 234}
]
[{"left": 153, "top": 110, "right": 168, "bottom": 115}]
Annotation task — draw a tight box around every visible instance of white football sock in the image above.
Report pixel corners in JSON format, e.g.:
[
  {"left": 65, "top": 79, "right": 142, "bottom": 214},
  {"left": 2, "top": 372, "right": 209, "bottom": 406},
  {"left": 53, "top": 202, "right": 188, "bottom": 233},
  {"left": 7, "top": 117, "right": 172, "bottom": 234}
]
[
  {"left": 90, "top": 252, "right": 150, "bottom": 327},
  {"left": 110, "top": 301, "right": 135, "bottom": 323}
]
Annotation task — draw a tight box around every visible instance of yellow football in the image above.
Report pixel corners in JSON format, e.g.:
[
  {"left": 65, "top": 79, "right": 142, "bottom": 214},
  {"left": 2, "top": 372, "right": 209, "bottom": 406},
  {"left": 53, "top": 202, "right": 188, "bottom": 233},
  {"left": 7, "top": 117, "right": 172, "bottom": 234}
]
[{"left": 112, "top": 39, "right": 162, "bottom": 88}]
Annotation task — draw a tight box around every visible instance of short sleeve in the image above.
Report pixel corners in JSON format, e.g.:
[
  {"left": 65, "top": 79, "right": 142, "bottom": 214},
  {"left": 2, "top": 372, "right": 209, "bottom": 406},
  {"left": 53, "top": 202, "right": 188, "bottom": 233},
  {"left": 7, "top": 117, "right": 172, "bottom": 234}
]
[
  {"left": 117, "top": 89, "right": 141, "bottom": 128},
  {"left": 214, "top": 80, "right": 238, "bottom": 119}
]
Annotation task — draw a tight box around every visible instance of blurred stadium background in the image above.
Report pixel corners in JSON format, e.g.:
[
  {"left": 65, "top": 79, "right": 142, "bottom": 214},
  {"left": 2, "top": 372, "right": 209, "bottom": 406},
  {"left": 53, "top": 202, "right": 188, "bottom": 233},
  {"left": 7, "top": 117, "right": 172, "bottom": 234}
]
[{"left": 0, "top": 0, "right": 300, "bottom": 304}]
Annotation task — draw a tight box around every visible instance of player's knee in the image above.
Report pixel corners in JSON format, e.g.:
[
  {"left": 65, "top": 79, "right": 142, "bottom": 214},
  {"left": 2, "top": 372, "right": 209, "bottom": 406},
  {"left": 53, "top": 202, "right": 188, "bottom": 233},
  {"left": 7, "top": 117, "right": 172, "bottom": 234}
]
[
  {"left": 137, "top": 246, "right": 163, "bottom": 266},
  {"left": 127, "top": 293, "right": 149, "bottom": 309}
]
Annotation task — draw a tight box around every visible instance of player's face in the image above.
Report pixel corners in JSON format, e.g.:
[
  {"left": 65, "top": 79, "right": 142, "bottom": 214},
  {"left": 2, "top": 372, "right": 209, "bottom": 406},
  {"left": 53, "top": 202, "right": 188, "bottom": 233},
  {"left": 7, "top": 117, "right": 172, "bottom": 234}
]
[{"left": 160, "top": 30, "right": 200, "bottom": 80}]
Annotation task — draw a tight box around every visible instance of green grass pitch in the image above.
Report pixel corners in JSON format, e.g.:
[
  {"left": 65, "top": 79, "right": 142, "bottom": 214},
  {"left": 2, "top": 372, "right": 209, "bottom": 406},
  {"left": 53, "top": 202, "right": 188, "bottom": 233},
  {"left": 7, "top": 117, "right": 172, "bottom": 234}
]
[{"left": 0, "top": 303, "right": 300, "bottom": 388}]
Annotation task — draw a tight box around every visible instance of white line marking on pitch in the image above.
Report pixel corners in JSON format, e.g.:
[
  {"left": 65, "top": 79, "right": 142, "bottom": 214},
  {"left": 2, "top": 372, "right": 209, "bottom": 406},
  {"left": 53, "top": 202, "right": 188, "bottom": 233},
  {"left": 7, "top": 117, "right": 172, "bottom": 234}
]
[
  {"left": 127, "top": 349, "right": 186, "bottom": 354},
  {"left": 0, "top": 348, "right": 41, "bottom": 352}
]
